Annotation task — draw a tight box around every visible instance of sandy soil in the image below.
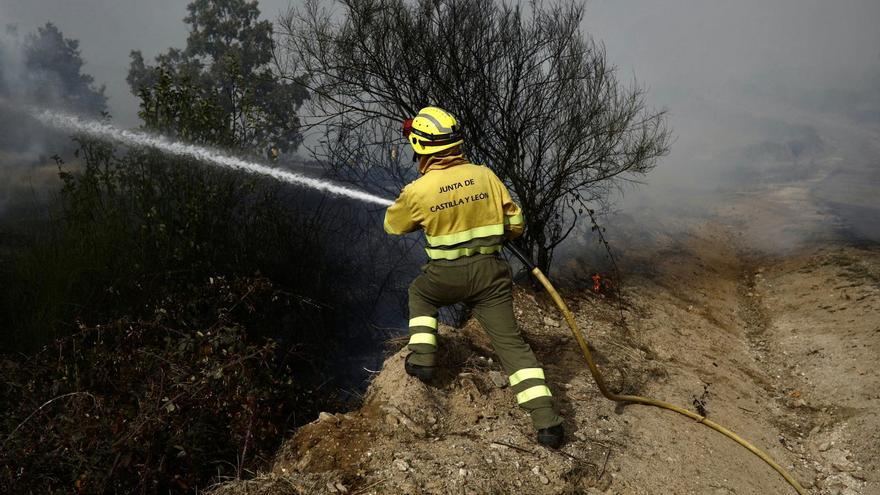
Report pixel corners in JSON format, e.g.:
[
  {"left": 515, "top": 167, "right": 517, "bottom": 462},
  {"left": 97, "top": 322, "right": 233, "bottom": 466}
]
[{"left": 208, "top": 173, "right": 879, "bottom": 494}]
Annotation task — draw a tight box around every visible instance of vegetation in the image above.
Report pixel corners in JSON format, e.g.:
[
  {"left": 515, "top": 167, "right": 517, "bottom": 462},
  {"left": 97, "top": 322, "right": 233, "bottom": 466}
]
[
  {"left": 1, "top": 138, "right": 339, "bottom": 348},
  {"left": 0, "top": 108, "right": 361, "bottom": 493},
  {"left": 280, "top": 0, "right": 670, "bottom": 271},
  {"left": 0, "top": 2, "right": 401, "bottom": 492},
  {"left": 20, "top": 22, "right": 108, "bottom": 114},
  {"left": 127, "top": 0, "right": 308, "bottom": 153},
  {"left": 0, "top": 277, "right": 341, "bottom": 494}
]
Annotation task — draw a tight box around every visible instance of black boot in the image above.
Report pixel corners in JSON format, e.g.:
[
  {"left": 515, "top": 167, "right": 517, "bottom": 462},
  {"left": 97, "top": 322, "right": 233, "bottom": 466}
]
[
  {"left": 537, "top": 424, "right": 565, "bottom": 448},
  {"left": 405, "top": 353, "right": 437, "bottom": 383}
]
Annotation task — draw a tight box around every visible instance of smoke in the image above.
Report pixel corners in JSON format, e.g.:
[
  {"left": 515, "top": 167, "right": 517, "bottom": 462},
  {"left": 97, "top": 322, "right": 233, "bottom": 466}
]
[
  {"left": 0, "top": 21, "right": 106, "bottom": 153},
  {"left": 572, "top": 0, "right": 880, "bottom": 262},
  {"left": 0, "top": 24, "right": 45, "bottom": 158},
  {"left": 0, "top": 19, "right": 110, "bottom": 217},
  {"left": 556, "top": 56, "right": 880, "bottom": 275}
]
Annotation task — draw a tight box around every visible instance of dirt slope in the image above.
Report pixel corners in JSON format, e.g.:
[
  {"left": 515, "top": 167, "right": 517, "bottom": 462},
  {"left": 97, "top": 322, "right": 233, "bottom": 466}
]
[{"left": 209, "top": 178, "right": 878, "bottom": 495}]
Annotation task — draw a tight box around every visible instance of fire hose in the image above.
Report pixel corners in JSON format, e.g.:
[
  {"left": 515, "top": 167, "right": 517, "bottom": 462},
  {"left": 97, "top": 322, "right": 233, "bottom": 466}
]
[{"left": 504, "top": 243, "right": 807, "bottom": 495}]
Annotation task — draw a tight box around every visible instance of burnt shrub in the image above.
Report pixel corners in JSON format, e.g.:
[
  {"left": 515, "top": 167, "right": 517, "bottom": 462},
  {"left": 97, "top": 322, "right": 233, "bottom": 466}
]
[{"left": 0, "top": 276, "right": 340, "bottom": 494}]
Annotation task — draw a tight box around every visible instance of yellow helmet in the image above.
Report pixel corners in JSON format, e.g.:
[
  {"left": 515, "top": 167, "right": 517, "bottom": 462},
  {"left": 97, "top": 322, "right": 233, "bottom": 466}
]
[{"left": 402, "top": 106, "right": 463, "bottom": 156}]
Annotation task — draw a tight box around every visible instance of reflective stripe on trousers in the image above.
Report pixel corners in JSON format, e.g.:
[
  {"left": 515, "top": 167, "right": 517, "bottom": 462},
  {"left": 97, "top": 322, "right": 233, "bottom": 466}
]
[
  {"left": 508, "top": 367, "right": 553, "bottom": 405},
  {"left": 408, "top": 332, "right": 437, "bottom": 346},
  {"left": 407, "top": 315, "right": 438, "bottom": 366},
  {"left": 408, "top": 315, "right": 438, "bottom": 346}
]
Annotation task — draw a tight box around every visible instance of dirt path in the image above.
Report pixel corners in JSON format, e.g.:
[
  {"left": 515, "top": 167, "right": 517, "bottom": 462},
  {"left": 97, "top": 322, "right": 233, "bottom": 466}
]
[
  {"left": 607, "top": 176, "right": 879, "bottom": 495},
  {"left": 746, "top": 248, "right": 880, "bottom": 494},
  {"left": 731, "top": 173, "right": 880, "bottom": 494}
]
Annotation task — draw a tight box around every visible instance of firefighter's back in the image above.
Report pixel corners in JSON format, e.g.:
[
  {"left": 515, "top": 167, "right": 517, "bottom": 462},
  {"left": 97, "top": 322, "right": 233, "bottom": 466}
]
[{"left": 405, "top": 162, "right": 518, "bottom": 261}]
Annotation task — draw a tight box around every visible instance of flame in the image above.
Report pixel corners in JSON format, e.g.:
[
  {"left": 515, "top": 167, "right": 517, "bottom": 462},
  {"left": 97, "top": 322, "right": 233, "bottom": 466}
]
[{"left": 591, "top": 273, "right": 614, "bottom": 294}]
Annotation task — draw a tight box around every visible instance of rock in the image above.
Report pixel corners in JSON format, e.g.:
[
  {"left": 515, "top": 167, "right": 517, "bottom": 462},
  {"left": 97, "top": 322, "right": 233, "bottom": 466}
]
[
  {"left": 460, "top": 377, "right": 483, "bottom": 402},
  {"left": 826, "top": 479, "right": 851, "bottom": 495},
  {"left": 489, "top": 371, "right": 508, "bottom": 388},
  {"left": 381, "top": 405, "right": 427, "bottom": 437},
  {"left": 832, "top": 460, "right": 855, "bottom": 472},
  {"left": 543, "top": 317, "right": 560, "bottom": 327},
  {"left": 819, "top": 441, "right": 833, "bottom": 452},
  {"left": 385, "top": 414, "right": 400, "bottom": 426},
  {"left": 458, "top": 468, "right": 468, "bottom": 477},
  {"left": 326, "top": 481, "right": 348, "bottom": 493},
  {"left": 574, "top": 431, "right": 587, "bottom": 442},
  {"left": 399, "top": 481, "right": 420, "bottom": 492},
  {"left": 394, "top": 459, "right": 409, "bottom": 472},
  {"left": 404, "top": 421, "right": 427, "bottom": 437},
  {"left": 318, "top": 411, "right": 338, "bottom": 423},
  {"left": 539, "top": 475, "right": 550, "bottom": 485}
]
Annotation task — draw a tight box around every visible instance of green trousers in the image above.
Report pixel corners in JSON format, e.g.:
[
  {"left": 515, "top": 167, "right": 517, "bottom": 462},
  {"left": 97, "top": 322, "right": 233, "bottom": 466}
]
[{"left": 406, "top": 254, "right": 563, "bottom": 430}]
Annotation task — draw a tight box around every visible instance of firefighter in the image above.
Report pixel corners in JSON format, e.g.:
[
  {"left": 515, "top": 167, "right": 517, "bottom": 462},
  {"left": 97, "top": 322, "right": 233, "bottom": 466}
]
[{"left": 383, "top": 106, "right": 565, "bottom": 447}]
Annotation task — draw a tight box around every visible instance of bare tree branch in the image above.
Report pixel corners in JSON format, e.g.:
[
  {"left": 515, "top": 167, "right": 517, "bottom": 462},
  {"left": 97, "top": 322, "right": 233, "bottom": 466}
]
[{"left": 277, "top": 0, "right": 670, "bottom": 271}]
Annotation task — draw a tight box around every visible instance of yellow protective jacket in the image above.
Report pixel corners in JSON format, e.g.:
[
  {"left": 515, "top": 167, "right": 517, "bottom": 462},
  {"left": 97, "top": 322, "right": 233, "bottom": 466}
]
[{"left": 383, "top": 152, "right": 524, "bottom": 260}]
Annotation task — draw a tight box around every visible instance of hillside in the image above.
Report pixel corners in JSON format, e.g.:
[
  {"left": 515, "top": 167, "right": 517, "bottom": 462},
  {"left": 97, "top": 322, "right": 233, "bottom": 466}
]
[{"left": 208, "top": 175, "right": 879, "bottom": 495}]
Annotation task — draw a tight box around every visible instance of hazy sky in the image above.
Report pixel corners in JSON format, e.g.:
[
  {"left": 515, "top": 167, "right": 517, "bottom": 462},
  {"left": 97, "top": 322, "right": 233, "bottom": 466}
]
[
  {"left": 3, "top": 0, "right": 878, "bottom": 128},
  {"left": 581, "top": 0, "right": 880, "bottom": 186},
  {"left": 586, "top": 0, "right": 880, "bottom": 89}
]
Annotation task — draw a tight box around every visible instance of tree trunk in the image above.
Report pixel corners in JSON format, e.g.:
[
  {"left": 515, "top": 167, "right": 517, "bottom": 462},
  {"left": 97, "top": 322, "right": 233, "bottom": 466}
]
[{"left": 535, "top": 244, "right": 552, "bottom": 274}]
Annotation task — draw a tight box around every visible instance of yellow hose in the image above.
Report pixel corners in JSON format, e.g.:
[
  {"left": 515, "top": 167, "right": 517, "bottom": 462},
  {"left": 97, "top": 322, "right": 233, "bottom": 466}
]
[{"left": 530, "top": 267, "right": 807, "bottom": 495}]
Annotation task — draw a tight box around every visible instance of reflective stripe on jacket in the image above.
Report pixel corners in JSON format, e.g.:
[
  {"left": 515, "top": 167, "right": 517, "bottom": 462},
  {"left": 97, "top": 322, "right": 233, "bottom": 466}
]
[{"left": 383, "top": 153, "right": 524, "bottom": 260}]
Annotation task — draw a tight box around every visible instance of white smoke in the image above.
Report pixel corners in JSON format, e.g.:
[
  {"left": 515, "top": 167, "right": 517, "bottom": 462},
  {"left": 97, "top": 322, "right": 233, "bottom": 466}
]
[{"left": 27, "top": 105, "right": 394, "bottom": 207}]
